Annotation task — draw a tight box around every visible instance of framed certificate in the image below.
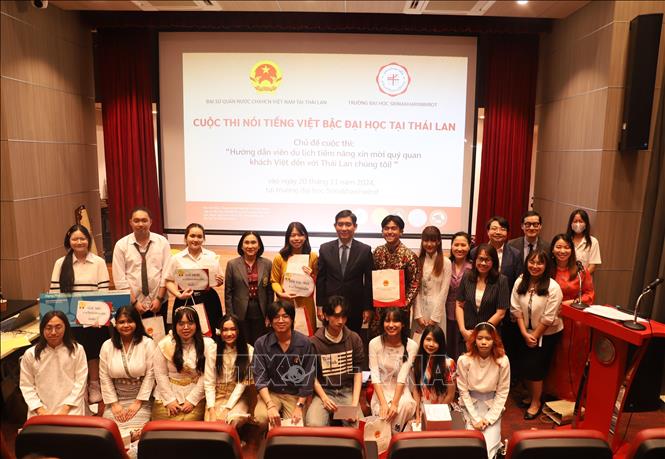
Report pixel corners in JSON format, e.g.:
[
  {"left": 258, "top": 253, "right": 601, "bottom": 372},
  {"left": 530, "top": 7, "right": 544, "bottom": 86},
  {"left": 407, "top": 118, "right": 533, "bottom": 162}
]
[
  {"left": 175, "top": 268, "right": 210, "bottom": 290},
  {"left": 372, "top": 269, "right": 406, "bottom": 307}
]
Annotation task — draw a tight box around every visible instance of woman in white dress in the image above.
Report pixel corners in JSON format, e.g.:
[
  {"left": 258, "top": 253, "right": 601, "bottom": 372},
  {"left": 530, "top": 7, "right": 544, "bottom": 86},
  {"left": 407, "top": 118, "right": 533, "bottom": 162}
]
[
  {"left": 152, "top": 306, "right": 216, "bottom": 421},
  {"left": 99, "top": 305, "right": 155, "bottom": 442},
  {"left": 456, "top": 322, "right": 510, "bottom": 459},
  {"left": 20, "top": 310, "right": 87, "bottom": 418},
  {"left": 413, "top": 226, "right": 452, "bottom": 338},
  {"left": 368, "top": 307, "right": 418, "bottom": 432},
  {"left": 204, "top": 313, "right": 254, "bottom": 426}
]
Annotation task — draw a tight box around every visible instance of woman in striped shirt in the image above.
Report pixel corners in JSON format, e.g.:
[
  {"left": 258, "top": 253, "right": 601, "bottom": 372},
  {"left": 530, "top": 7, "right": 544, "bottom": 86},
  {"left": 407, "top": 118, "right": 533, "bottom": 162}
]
[{"left": 49, "top": 224, "right": 110, "bottom": 411}]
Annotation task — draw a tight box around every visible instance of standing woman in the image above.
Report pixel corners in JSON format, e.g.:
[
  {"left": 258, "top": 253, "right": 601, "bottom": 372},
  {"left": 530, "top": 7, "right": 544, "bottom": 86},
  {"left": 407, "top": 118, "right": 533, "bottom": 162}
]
[
  {"left": 49, "top": 224, "right": 109, "bottom": 408},
  {"left": 455, "top": 244, "right": 509, "bottom": 351},
  {"left": 99, "top": 306, "right": 155, "bottom": 441},
  {"left": 205, "top": 314, "right": 254, "bottom": 426},
  {"left": 548, "top": 234, "right": 594, "bottom": 400},
  {"left": 510, "top": 249, "right": 563, "bottom": 419},
  {"left": 20, "top": 311, "right": 87, "bottom": 418},
  {"left": 413, "top": 226, "right": 452, "bottom": 337},
  {"left": 446, "top": 232, "right": 473, "bottom": 360},
  {"left": 224, "top": 232, "right": 273, "bottom": 345},
  {"left": 165, "top": 223, "right": 224, "bottom": 334},
  {"left": 413, "top": 325, "right": 456, "bottom": 423},
  {"left": 566, "top": 209, "right": 602, "bottom": 274},
  {"left": 271, "top": 222, "right": 318, "bottom": 336},
  {"left": 456, "top": 322, "right": 510, "bottom": 459},
  {"left": 152, "top": 307, "right": 216, "bottom": 421},
  {"left": 368, "top": 307, "right": 418, "bottom": 432}
]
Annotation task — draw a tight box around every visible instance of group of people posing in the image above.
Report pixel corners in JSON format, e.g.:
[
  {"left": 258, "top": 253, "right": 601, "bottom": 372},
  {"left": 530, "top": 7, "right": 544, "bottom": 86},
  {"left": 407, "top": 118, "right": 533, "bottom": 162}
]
[{"left": 20, "top": 206, "right": 601, "bottom": 457}]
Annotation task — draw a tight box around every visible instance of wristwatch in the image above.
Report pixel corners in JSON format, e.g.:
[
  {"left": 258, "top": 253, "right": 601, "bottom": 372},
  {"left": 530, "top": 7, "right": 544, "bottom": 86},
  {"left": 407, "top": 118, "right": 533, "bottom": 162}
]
[{"left": 296, "top": 401, "right": 305, "bottom": 408}]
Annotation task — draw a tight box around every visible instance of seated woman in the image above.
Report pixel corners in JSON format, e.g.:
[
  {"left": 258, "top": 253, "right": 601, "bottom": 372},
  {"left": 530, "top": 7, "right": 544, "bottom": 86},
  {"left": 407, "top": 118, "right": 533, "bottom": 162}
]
[
  {"left": 165, "top": 223, "right": 224, "bottom": 335},
  {"left": 19, "top": 311, "right": 87, "bottom": 418},
  {"left": 205, "top": 314, "right": 254, "bottom": 427},
  {"left": 456, "top": 322, "right": 510, "bottom": 459},
  {"left": 413, "top": 324, "right": 456, "bottom": 423},
  {"left": 152, "top": 307, "right": 216, "bottom": 421},
  {"left": 368, "top": 307, "right": 418, "bottom": 433},
  {"left": 455, "top": 244, "right": 509, "bottom": 351},
  {"left": 99, "top": 305, "right": 155, "bottom": 442},
  {"left": 548, "top": 234, "right": 595, "bottom": 400},
  {"left": 510, "top": 249, "right": 563, "bottom": 419}
]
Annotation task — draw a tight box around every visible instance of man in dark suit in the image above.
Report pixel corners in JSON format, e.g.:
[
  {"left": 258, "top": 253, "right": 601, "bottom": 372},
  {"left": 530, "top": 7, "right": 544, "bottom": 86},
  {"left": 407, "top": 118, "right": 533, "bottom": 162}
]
[
  {"left": 316, "top": 210, "right": 374, "bottom": 334},
  {"left": 508, "top": 210, "right": 549, "bottom": 262}
]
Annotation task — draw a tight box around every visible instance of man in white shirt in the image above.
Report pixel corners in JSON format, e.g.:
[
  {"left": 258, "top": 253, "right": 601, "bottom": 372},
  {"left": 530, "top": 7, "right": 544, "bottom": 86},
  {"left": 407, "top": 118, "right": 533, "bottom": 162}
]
[{"left": 112, "top": 207, "right": 171, "bottom": 326}]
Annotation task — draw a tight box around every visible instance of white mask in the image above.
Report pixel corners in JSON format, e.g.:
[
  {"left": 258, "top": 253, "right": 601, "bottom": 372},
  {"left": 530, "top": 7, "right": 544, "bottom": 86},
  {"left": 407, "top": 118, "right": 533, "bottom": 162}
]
[{"left": 571, "top": 222, "right": 586, "bottom": 234}]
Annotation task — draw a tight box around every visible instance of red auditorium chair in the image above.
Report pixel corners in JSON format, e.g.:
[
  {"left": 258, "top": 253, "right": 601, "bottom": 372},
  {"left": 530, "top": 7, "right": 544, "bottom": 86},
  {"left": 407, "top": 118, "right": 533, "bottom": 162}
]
[
  {"left": 138, "top": 420, "right": 242, "bottom": 459},
  {"left": 15, "top": 415, "right": 129, "bottom": 459},
  {"left": 386, "top": 430, "right": 487, "bottom": 459},
  {"left": 506, "top": 429, "right": 611, "bottom": 459},
  {"left": 259, "top": 426, "right": 366, "bottom": 459},
  {"left": 625, "top": 427, "right": 665, "bottom": 459}
]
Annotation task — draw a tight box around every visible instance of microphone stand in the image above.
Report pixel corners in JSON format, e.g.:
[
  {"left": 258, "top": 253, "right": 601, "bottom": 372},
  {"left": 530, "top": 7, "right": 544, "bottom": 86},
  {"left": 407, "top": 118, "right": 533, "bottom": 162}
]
[
  {"left": 571, "top": 268, "right": 588, "bottom": 310},
  {"left": 622, "top": 289, "right": 651, "bottom": 331}
]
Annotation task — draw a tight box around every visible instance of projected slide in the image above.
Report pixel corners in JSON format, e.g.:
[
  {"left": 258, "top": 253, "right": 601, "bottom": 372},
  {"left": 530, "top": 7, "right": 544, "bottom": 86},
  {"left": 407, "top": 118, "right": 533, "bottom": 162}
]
[{"left": 160, "top": 33, "right": 476, "bottom": 234}]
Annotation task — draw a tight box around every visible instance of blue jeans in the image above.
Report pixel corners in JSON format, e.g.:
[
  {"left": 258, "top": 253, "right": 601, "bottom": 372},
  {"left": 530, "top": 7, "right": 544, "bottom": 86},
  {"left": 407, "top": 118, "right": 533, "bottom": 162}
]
[{"left": 305, "top": 387, "right": 358, "bottom": 427}]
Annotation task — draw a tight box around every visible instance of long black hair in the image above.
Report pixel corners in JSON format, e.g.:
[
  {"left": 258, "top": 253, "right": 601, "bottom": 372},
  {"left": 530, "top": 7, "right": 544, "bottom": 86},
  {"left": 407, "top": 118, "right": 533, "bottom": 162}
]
[
  {"left": 214, "top": 314, "right": 251, "bottom": 382},
  {"left": 414, "top": 325, "right": 450, "bottom": 397},
  {"left": 566, "top": 209, "right": 592, "bottom": 247},
  {"left": 278, "top": 222, "right": 311, "bottom": 259},
  {"left": 58, "top": 224, "right": 92, "bottom": 293},
  {"left": 516, "top": 249, "right": 551, "bottom": 296},
  {"left": 172, "top": 307, "right": 206, "bottom": 374},
  {"left": 35, "top": 310, "right": 77, "bottom": 361},
  {"left": 380, "top": 307, "right": 409, "bottom": 362},
  {"left": 109, "top": 305, "right": 151, "bottom": 349}
]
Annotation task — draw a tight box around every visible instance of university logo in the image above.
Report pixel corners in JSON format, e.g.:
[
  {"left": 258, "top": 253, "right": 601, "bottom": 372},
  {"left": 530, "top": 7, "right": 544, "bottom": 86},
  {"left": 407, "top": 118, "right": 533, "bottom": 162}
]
[
  {"left": 250, "top": 60, "right": 282, "bottom": 93},
  {"left": 376, "top": 63, "right": 410, "bottom": 96}
]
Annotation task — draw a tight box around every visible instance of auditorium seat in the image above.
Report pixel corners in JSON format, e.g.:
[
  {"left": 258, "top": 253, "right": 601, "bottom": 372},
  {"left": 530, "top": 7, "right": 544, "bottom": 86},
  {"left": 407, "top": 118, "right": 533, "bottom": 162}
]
[
  {"left": 625, "top": 427, "right": 665, "bottom": 459},
  {"left": 138, "top": 420, "right": 242, "bottom": 459},
  {"left": 259, "top": 426, "right": 365, "bottom": 459},
  {"left": 506, "top": 429, "right": 611, "bottom": 459},
  {"left": 15, "top": 415, "right": 129, "bottom": 459},
  {"left": 386, "top": 430, "right": 487, "bottom": 459}
]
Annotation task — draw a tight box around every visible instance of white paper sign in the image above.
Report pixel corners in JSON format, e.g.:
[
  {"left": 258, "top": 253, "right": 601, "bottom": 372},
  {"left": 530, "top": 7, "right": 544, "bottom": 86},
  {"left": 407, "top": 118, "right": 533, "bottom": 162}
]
[
  {"left": 285, "top": 254, "right": 310, "bottom": 274},
  {"left": 175, "top": 268, "right": 210, "bottom": 290},
  {"left": 76, "top": 300, "right": 112, "bottom": 327},
  {"left": 142, "top": 316, "right": 166, "bottom": 342},
  {"left": 423, "top": 403, "right": 452, "bottom": 421},
  {"left": 283, "top": 272, "right": 315, "bottom": 297}
]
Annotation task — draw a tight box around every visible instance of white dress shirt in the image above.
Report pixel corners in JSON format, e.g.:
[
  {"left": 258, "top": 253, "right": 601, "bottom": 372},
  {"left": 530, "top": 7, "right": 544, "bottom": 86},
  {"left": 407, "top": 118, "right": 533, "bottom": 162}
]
[
  {"left": 510, "top": 276, "right": 564, "bottom": 335},
  {"left": 99, "top": 336, "right": 156, "bottom": 404},
  {"left": 574, "top": 236, "right": 602, "bottom": 268},
  {"left": 165, "top": 248, "right": 221, "bottom": 289}
]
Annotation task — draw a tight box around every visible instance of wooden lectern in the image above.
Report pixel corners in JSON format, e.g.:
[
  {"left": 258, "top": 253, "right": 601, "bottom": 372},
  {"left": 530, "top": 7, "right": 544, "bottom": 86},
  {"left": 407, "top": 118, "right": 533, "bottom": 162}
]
[{"left": 561, "top": 304, "right": 665, "bottom": 450}]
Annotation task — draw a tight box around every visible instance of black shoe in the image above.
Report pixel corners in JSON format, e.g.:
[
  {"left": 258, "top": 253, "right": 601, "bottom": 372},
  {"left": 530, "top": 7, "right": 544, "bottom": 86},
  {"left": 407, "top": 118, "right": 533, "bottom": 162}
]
[{"left": 523, "top": 405, "right": 542, "bottom": 420}]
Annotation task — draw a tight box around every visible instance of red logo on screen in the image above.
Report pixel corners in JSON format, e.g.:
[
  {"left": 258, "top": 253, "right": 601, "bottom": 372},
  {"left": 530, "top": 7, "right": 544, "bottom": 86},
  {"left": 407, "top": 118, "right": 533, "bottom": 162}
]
[
  {"left": 376, "top": 63, "right": 410, "bottom": 97},
  {"left": 250, "top": 60, "right": 282, "bottom": 93}
]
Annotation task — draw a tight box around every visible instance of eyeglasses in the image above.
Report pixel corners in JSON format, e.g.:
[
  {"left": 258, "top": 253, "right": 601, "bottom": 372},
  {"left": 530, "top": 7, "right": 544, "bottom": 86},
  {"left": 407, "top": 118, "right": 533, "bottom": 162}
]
[
  {"left": 274, "top": 314, "right": 291, "bottom": 321},
  {"left": 523, "top": 223, "right": 541, "bottom": 228},
  {"left": 477, "top": 257, "right": 493, "bottom": 265}
]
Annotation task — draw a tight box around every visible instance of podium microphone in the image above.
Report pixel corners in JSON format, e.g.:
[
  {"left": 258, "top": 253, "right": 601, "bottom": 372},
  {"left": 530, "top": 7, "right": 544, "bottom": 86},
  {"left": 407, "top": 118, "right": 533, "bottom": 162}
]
[
  {"left": 623, "top": 277, "right": 663, "bottom": 331},
  {"left": 571, "top": 261, "right": 588, "bottom": 310}
]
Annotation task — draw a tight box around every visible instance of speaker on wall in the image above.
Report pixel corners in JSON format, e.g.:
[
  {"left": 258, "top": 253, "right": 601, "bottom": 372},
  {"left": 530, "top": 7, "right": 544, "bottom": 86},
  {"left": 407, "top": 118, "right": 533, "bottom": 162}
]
[{"left": 619, "top": 13, "right": 663, "bottom": 152}]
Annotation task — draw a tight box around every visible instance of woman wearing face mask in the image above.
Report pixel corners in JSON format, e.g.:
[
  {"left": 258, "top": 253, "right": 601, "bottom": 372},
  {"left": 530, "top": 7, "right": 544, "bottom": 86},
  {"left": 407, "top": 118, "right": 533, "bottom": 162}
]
[
  {"left": 413, "top": 226, "right": 452, "bottom": 338},
  {"left": 510, "top": 249, "right": 563, "bottom": 420},
  {"left": 204, "top": 314, "right": 253, "bottom": 426},
  {"left": 566, "top": 209, "right": 602, "bottom": 274},
  {"left": 165, "top": 223, "right": 224, "bottom": 334}
]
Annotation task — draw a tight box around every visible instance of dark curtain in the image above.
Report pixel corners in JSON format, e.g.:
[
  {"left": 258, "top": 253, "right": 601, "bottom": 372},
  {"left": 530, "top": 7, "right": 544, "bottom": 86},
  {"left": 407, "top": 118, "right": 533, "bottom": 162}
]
[
  {"left": 98, "top": 29, "right": 163, "bottom": 244},
  {"left": 474, "top": 35, "right": 539, "bottom": 242},
  {"left": 629, "top": 65, "right": 665, "bottom": 322}
]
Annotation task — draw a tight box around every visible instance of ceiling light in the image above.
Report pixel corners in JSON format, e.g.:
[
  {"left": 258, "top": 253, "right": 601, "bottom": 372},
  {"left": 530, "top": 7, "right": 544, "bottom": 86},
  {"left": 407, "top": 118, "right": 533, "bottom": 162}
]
[{"left": 517, "top": 1, "right": 528, "bottom": 5}]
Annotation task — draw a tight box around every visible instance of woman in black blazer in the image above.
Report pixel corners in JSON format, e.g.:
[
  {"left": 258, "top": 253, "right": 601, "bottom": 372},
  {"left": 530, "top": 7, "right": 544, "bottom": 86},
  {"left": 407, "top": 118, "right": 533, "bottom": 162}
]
[
  {"left": 455, "top": 244, "right": 510, "bottom": 345},
  {"left": 224, "top": 231, "right": 274, "bottom": 345}
]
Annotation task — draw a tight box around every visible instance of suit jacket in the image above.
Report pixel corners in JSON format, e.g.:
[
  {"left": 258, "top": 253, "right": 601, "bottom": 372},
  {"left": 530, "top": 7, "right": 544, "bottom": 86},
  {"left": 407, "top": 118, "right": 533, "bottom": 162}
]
[
  {"left": 224, "top": 256, "right": 273, "bottom": 321},
  {"left": 508, "top": 236, "right": 549, "bottom": 261},
  {"left": 316, "top": 239, "right": 373, "bottom": 322},
  {"left": 456, "top": 271, "right": 510, "bottom": 330},
  {"left": 471, "top": 244, "right": 523, "bottom": 291}
]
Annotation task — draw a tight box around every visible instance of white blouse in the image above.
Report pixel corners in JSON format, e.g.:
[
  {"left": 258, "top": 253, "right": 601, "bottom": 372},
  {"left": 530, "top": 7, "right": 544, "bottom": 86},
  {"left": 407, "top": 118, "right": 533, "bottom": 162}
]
[
  {"left": 165, "top": 248, "right": 220, "bottom": 289},
  {"left": 153, "top": 334, "right": 216, "bottom": 406},
  {"left": 368, "top": 337, "right": 418, "bottom": 388},
  {"left": 574, "top": 235, "right": 602, "bottom": 268},
  {"left": 99, "top": 336, "right": 157, "bottom": 404},
  {"left": 456, "top": 353, "right": 510, "bottom": 425},
  {"left": 413, "top": 255, "right": 452, "bottom": 324},
  {"left": 49, "top": 252, "right": 110, "bottom": 293},
  {"left": 204, "top": 344, "right": 254, "bottom": 410},
  {"left": 510, "top": 277, "right": 564, "bottom": 336},
  {"left": 19, "top": 343, "right": 88, "bottom": 417}
]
